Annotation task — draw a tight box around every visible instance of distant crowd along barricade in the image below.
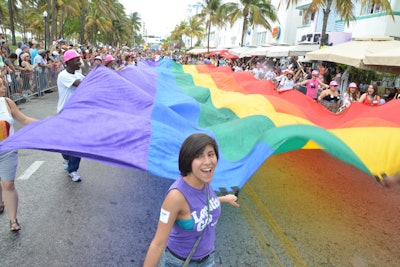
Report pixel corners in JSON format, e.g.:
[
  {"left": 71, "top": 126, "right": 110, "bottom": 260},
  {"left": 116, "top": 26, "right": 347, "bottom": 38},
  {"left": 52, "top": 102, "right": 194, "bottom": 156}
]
[
  {"left": 2, "top": 51, "right": 63, "bottom": 104},
  {"left": 2, "top": 44, "right": 167, "bottom": 104}
]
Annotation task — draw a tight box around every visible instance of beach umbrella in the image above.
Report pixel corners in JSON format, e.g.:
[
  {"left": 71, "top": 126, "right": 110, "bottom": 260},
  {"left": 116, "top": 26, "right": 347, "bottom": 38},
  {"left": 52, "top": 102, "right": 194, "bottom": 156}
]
[{"left": 306, "top": 36, "right": 400, "bottom": 73}]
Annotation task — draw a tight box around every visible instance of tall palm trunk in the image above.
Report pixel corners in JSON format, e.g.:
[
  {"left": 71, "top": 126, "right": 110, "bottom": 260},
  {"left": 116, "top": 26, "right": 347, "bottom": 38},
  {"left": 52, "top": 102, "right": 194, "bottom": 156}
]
[
  {"left": 207, "top": 22, "right": 211, "bottom": 52},
  {"left": 320, "top": 0, "right": 333, "bottom": 46},
  {"left": 51, "top": 0, "right": 57, "bottom": 44},
  {"left": 241, "top": 18, "right": 247, "bottom": 47},
  {"left": 8, "top": 0, "right": 16, "bottom": 45},
  {"left": 79, "top": 6, "right": 88, "bottom": 44},
  {"left": 45, "top": 0, "right": 51, "bottom": 49},
  {"left": 59, "top": 11, "right": 66, "bottom": 39}
]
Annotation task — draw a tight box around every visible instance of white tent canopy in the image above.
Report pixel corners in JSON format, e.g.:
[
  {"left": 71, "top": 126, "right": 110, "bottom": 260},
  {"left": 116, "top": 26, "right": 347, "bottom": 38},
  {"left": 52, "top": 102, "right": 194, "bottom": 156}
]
[
  {"left": 228, "top": 47, "right": 253, "bottom": 58},
  {"left": 235, "top": 44, "right": 319, "bottom": 58},
  {"left": 265, "top": 45, "right": 295, "bottom": 57},
  {"left": 306, "top": 36, "right": 400, "bottom": 73},
  {"left": 364, "top": 46, "right": 400, "bottom": 66},
  {"left": 242, "top": 46, "right": 272, "bottom": 57},
  {"left": 186, "top": 48, "right": 216, "bottom": 55},
  {"left": 289, "top": 44, "right": 320, "bottom": 56}
]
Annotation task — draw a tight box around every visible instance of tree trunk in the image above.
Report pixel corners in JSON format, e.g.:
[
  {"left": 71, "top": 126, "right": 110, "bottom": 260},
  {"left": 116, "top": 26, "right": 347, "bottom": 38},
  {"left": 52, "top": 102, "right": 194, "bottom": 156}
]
[
  {"left": 8, "top": 0, "right": 17, "bottom": 45},
  {"left": 20, "top": 6, "right": 27, "bottom": 43},
  {"left": 320, "top": 0, "right": 332, "bottom": 47},
  {"left": 45, "top": 0, "right": 51, "bottom": 49},
  {"left": 79, "top": 6, "right": 87, "bottom": 44},
  {"left": 207, "top": 22, "right": 211, "bottom": 53},
  {"left": 241, "top": 17, "right": 247, "bottom": 47},
  {"left": 59, "top": 11, "right": 66, "bottom": 39},
  {"left": 51, "top": 0, "right": 57, "bottom": 44}
]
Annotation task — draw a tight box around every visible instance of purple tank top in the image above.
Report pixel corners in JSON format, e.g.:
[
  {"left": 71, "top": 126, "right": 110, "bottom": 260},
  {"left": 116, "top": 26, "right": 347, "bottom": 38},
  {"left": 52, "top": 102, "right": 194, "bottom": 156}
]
[{"left": 166, "top": 177, "right": 221, "bottom": 260}]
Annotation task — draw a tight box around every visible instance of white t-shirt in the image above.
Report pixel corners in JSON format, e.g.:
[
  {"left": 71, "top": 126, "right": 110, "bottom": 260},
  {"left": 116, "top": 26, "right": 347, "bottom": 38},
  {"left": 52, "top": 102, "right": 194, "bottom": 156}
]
[
  {"left": 15, "top": 48, "right": 22, "bottom": 57},
  {"left": 0, "top": 97, "right": 14, "bottom": 135},
  {"left": 252, "top": 67, "right": 263, "bottom": 80},
  {"left": 278, "top": 77, "right": 295, "bottom": 92},
  {"left": 264, "top": 70, "right": 276, "bottom": 81},
  {"left": 33, "top": 54, "right": 46, "bottom": 73},
  {"left": 57, "top": 70, "right": 85, "bottom": 113}
]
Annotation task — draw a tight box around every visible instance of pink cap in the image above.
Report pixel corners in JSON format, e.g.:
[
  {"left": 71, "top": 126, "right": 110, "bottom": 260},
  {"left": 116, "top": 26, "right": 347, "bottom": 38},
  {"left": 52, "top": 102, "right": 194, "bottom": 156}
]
[
  {"left": 329, "top": 80, "right": 338, "bottom": 86},
  {"left": 20, "top": 53, "right": 30, "bottom": 60},
  {"left": 285, "top": 70, "right": 294, "bottom": 75},
  {"left": 105, "top": 55, "right": 114, "bottom": 61},
  {"left": 349, "top": 82, "right": 357, "bottom": 88},
  {"left": 311, "top": 70, "right": 319, "bottom": 76},
  {"left": 63, "top": 50, "right": 81, "bottom": 62},
  {"left": 94, "top": 56, "right": 102, "bottom": 61}
]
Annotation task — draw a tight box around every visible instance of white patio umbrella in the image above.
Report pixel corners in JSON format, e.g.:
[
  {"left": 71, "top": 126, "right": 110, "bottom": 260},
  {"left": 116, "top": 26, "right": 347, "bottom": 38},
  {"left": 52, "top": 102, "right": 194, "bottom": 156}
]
[
  {"left": 228, "top": 47, "right": 253, "bottom": 58},
  {"left": 265, "top": 45, "right": 295, "bottom": 58},
  {"left": 186, "top": 48, "right": 216, "bottom": 55},
  {"left": 242, "top": 45, "right": 272, "bottom": 57},
  {"left": 364, "top": 46, "right": 400, "bottom": 67},
  {"left": 289, "top": 44, "right": 320, "bottom": 56},
  {"left": 306, "top": 36, "right": 400, "bottom": 73}
]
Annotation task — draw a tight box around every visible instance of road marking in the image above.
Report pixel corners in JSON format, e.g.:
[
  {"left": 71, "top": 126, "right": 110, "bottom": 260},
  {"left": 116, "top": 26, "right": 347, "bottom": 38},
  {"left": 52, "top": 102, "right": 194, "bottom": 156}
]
[
  {"left": 240, "top": 193, "right": 280, "bottom": 266},
  {"left": 17, "top": 161, "right": 44, "bottom": 180},
  {"left": 242, "top": 184, "right": 308, "bottom": 266}
]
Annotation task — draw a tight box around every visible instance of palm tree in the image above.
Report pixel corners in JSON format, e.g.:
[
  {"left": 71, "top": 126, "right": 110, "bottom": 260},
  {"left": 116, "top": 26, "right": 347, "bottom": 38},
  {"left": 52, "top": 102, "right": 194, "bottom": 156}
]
[
  {"left": 280, "top": 0, "right": 394, "bottom": 46},
  {"left": 85, "top": 2, "right": 113, "bottom": 44},
  {"left": 129, "top": 12, "right": 141, "bottom": 33},
  {"left": 168, "top": 21, "right": 189, "bottom": 50},
  {"left": 0, "top": 1, "right": 9, "bottom": 39},
  {"left": 128, "top": 12, "right": 141, "bottom": 47},
  {"left": 195, "top": 0, "right": 230, "bottom": 52},
  {"left": 187, "top": 16, "right": 205, "bottom": 48},
  {"left": 224, "top": 0, "right": 278, "bottom": 47},
  {"left": 57, "top": 0, "right": 81, "bottom": 39},
  {"left": 102, "top": 1, "right": 127, "bottom": 45},
  {"left": 171, "top": 21, "right": 189, "bottom": 43},
  {"left": 7, "top": 0, "right": 18, "bottom": 45}
]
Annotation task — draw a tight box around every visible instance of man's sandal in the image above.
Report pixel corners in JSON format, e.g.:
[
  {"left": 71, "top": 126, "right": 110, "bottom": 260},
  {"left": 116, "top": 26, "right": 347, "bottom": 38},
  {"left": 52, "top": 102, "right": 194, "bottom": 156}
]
[
  {"left": 0, "top": 201, "right": 4, "bottom": 214},
  {"left": 10, "top": 219, "right": 21, "bottom": 231}
]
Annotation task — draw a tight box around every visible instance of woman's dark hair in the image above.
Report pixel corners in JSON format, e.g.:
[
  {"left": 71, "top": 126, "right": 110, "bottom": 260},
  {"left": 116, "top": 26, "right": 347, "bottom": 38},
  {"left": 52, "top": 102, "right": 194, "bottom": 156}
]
[
  {"left": 179, "top": 133, "right": 219, "bottom": 177},
  {"left": 370, "top": 83, "right": 379, "bottom": 96},
  {"left": 9, "top": 53, "right": 17, "bottom": 59}
]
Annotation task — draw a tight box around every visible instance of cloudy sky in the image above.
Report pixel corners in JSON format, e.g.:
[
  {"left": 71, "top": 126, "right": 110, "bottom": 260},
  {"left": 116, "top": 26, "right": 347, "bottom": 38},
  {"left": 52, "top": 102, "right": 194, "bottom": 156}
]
[{"left": 119, "top": 0, "right": 197, "bottom": 37}]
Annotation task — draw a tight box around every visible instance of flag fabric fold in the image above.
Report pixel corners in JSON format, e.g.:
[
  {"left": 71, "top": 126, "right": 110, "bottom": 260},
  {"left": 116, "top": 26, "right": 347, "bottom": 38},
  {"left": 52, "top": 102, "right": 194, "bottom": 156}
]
[{"left": 1, "top": 59, "right": 399, "bottom": 190}]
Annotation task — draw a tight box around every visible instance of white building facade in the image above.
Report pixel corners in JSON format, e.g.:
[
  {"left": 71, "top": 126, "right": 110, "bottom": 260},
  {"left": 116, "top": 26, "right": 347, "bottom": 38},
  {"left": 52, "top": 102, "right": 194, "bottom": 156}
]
[
  {"left": 295, "top": 0, "right": 400, "bottom": 45},
  {"left": 189, "top": 0, "right": 400, "bottom": 49}
]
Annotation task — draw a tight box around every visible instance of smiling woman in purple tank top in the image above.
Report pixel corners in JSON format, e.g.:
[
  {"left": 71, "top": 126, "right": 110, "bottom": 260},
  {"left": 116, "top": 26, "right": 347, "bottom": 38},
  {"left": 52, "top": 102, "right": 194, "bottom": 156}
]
[{"left": 144, "top": 133, "right": 240, "bottom": 267}]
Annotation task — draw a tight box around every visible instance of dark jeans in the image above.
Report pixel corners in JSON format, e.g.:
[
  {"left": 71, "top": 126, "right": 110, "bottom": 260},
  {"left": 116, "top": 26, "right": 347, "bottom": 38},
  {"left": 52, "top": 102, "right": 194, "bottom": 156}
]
[{"left": 62, "top": 154, "right": 81, "bottom": 173}]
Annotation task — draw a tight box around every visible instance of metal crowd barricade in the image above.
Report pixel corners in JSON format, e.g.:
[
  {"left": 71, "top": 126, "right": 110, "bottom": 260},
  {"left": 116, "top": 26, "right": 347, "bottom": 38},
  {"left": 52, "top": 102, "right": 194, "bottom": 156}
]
[{"left": 4, "top": 65, "right": 60, "bottom": 104}]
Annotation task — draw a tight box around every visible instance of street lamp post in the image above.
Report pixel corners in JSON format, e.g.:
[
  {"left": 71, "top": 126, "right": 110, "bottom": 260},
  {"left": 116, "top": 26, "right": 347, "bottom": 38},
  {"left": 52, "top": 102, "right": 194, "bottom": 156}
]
[{"left": 43, "top": 11, "right": 48, "bottom": 50}]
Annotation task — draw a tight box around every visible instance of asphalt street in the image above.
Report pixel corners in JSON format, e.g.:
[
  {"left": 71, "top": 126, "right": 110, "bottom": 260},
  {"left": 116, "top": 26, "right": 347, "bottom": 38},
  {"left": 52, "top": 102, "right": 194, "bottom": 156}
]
[{"left": 0, "top": 92, "right": 268, "bottom": 267}]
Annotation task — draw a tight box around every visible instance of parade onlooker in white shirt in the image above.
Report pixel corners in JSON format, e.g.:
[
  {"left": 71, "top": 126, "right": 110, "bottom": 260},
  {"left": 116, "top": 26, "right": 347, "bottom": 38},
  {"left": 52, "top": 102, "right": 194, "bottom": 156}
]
[
  {"left": 277, "top": 70, "right": 295, "bottom": 92},
  {"left": 57, "top": 50, "right": 85, "bottom": 182}
]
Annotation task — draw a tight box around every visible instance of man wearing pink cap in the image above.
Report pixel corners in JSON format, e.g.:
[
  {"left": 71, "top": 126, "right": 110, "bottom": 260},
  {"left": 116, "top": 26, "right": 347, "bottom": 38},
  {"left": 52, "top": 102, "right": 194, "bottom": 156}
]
[{"left": 56, "top": 49, "right": 84, "bottom": 182}]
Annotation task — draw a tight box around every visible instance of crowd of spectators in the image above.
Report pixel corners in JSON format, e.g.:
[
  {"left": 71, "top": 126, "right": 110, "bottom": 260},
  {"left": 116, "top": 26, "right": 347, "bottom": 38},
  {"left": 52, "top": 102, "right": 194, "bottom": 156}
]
[
  {"left": 1, "top": 33, "right": 399, "bottom": 113},
  {"left": 0, "top": 36, "right": 169, "bottom": 100},
  {"left": 180, "top": 53, "right": 400, "bottom": 113}
]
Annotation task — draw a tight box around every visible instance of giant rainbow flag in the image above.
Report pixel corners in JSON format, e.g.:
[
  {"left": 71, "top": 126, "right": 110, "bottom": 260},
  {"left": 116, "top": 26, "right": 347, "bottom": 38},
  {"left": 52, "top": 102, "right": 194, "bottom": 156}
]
[{"left": 1, "top": 59, "right": 399, "bottom": 191}]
